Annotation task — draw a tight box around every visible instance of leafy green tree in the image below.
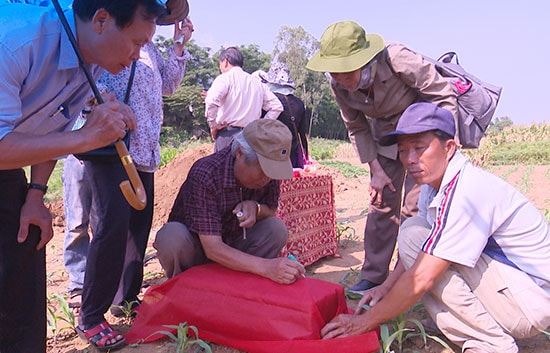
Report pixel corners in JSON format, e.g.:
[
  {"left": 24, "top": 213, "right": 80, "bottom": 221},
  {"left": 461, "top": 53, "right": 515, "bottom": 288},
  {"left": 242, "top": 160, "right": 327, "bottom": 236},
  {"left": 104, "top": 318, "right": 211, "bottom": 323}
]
[
  {"left": 210, "top": 44, "right": 272, "bottom": 74},
  {"left": 272, "top": 26, "right": 347, "bottom": 140},
  {"left": 488, "top": 116, "right": 514, "bottom": 134},
  {"left": 154, "top": 36, "right": 217, "bottom": 137}
]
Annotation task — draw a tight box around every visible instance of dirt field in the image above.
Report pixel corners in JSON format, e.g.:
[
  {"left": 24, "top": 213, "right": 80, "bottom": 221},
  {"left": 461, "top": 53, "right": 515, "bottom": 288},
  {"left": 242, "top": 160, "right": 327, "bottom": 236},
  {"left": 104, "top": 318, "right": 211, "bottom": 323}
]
[{"left": 45, "top": 144, "right": 550, "bottom": 352}]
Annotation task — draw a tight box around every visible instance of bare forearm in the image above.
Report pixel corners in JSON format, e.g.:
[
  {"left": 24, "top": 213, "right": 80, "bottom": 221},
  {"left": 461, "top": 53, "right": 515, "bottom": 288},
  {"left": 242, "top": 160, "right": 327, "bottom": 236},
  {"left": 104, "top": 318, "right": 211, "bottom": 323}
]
[
  {"left": 30, "top": 161, "right": 56, "bottom": 185},
  {"left": 361, "top": 270, "right": 426, "bottom": 331}
]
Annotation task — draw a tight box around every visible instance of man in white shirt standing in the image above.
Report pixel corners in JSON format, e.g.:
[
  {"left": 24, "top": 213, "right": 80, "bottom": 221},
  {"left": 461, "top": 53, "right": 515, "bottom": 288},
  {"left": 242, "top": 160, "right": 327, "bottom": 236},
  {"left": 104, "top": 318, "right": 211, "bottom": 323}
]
[{"left": 205, "top": 47, "right": 283, "bottom": 151}]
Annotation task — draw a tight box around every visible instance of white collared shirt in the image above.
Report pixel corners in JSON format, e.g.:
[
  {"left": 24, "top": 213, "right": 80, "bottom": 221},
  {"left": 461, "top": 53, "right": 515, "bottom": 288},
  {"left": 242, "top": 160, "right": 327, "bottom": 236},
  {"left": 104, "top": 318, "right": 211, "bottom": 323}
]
[
  {"left": 205, "top": 67, "right": 282, "bottom": 127},
  {"left": 419, "top": 151, "right": 550, "bottom": 289}
]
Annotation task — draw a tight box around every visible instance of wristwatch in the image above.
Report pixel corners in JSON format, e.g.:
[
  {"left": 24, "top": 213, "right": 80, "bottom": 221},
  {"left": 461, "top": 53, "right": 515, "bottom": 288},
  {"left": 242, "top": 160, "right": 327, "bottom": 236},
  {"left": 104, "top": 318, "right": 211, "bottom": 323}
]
[{"left": 27, "top": 183, "right": 48, "bottom": 194}]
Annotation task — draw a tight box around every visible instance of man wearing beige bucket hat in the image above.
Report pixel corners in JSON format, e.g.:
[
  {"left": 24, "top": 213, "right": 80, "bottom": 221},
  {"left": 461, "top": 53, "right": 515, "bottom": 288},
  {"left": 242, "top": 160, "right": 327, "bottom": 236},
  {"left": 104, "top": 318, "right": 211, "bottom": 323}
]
[
  {"left": 307, "top": 21, "right": 457, "bottom": 293},
  {"left": 154, "top": 119, "right": 305, "bottom": 285}
]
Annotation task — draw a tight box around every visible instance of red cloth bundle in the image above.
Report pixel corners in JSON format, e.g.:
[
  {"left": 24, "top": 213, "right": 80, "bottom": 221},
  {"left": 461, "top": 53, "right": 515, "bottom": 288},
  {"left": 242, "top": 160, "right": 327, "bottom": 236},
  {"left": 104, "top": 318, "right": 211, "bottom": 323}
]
[{"left": 126, "top": 263, "right": 379, "bottom": 352}]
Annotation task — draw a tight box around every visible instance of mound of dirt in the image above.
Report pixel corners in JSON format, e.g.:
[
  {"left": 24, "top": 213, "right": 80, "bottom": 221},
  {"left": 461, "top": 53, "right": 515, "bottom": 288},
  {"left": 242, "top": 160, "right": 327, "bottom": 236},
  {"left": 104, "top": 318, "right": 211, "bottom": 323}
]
[{"left": 151, "top": 144, "right": 213, "bottom": 229}]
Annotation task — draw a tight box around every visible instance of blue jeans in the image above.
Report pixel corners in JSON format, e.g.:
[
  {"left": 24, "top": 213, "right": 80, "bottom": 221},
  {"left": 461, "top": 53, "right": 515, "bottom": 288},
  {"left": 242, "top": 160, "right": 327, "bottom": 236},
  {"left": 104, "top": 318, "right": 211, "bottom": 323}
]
[{"left": 62, "top": 155, "right": 95, "bottom": 293}]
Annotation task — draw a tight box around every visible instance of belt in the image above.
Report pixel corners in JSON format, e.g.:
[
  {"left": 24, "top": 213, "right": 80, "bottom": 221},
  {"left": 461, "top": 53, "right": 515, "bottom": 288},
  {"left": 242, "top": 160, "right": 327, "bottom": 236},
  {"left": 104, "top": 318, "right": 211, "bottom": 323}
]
[{"left": 219, "top": 125, "right": 244, "bottom": 132}]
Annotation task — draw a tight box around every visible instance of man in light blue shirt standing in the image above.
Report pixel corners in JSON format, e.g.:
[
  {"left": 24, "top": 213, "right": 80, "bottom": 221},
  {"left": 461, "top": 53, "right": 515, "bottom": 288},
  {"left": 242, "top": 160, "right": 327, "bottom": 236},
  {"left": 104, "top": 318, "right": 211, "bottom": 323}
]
[{"left": 0, "top": 1, "right": 168, "bottom": 351}]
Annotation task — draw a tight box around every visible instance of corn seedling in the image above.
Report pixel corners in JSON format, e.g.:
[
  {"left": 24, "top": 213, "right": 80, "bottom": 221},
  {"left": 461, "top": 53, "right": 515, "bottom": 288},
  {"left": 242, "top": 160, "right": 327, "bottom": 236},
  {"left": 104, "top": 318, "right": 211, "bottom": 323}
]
[
  {"left": 47, "top": 294, "right": 76, "bottom": 338},
  {"left": 377, "top": 307, "right": 452, "bottom": 353},
  {"left": 336, "top": 221, "right": 357, "bottom": 244},
  {"left": 151, "top": 322, "right": 212, "bottom": 353},
  {"left": 109, "top": 300, "right": 138, "bottom": 320}
]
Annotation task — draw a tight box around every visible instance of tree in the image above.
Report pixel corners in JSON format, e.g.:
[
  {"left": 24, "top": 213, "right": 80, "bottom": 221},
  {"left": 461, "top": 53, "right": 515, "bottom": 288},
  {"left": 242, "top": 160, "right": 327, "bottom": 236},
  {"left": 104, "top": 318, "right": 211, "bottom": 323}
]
[
  {"left": 272, "top": 26, "right": 347, "bottom": 140},
  {"left": 154, "top": 36, "right": 217, "bottom": 136},
  {"left": 488, "top": 116, "right": 514, "bottom": 134},
  {"left": 210, "top": 44, "right": 272, "bottom": 74}
]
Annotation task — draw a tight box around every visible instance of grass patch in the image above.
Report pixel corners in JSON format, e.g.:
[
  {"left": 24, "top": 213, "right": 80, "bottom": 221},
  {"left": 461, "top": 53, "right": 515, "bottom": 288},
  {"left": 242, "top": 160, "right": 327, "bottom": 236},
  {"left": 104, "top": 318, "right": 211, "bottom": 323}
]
[
  {"left": 319, "top": 160, "right": 368, "bottom": 178},
  {"left": 488, "top": 140, "right": 550, "bottom": 165},
  {"left": 309, "top": 137, "right": 344, "bottom": 161}
]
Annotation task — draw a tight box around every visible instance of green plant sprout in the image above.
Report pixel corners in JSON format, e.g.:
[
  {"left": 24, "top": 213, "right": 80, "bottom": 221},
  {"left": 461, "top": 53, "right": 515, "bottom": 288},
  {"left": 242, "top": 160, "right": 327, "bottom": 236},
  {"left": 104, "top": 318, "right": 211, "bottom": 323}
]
[
  {"left": 109, "top": 300, "right": 138, "bottom": 320},
  {"left": 336, "top": 221, "right": 357, "bottom": 244},
  {"left": 151, "top": 322, "right": 212, "bottom": 353},
  {"left": 376, "top": 303, "right": 452, "bottom": 353},
  {"left": 47, "top": 294, "right": 76, "bottom": 339}
]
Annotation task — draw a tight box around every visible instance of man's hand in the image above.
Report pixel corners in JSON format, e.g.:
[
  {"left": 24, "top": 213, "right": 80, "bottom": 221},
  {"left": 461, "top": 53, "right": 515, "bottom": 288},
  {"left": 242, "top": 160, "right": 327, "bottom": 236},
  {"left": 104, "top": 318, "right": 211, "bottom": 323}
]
[
  {"left": 264, "top": 257, "right": 305, "bottom": 284},
  {"left": 233, "top": 200, "right": 261, "bottom": 228},
  {"left": 355, "top": 285, "right": 389, "bottom": 313},
  {"left": 17, "top": 190, "right": 53, "bottom": 250},
  {"left": 368, "top": 158, "right": 396, "bottom": 206},
  {"left": 321, "top": 314, "right": 368, "bottom": 339},
  {"left": 79, "top": 93, "right": 137, "bottom": 149},
  {"left": 210, "top": 127, "right": 218, "bottom": 140}
]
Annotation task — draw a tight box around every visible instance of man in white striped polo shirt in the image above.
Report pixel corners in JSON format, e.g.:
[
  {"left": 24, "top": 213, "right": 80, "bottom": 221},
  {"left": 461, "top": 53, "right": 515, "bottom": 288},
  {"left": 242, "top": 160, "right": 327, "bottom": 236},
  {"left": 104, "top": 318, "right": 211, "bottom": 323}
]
[{"left": 321, "top": 102, "right": 550, "bottom": 353}]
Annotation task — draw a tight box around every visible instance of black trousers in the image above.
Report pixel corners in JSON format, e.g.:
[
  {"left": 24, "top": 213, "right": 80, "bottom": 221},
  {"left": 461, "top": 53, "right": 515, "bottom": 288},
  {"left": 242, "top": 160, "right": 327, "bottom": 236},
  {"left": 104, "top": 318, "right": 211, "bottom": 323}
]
[
  {"left": 79, "top": 160, "right": 154, "bottom": 329},
  {"left": 0, "top": 169, "right": 46, "bottom": 353}
]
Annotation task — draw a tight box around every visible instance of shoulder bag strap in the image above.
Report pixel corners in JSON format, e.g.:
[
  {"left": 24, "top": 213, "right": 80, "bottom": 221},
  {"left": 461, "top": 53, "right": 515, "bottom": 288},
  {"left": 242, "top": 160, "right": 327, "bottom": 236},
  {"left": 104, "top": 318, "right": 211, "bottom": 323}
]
[
  {"left": 123, "top": 61, "right": 137, "bottom": 104},
  {"left": 52, "top": 0, "right": 103, "bottom": 102},
  {"left": 282, "top": 94, "right": 307, "bottom": 162}
]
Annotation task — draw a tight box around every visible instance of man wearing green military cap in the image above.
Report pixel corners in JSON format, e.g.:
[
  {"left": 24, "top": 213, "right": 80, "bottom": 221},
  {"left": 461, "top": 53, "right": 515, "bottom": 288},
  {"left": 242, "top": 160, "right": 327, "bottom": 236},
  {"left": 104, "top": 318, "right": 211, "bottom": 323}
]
[{"left": 307, "top": 21, "right": 458, "bottom": 293}]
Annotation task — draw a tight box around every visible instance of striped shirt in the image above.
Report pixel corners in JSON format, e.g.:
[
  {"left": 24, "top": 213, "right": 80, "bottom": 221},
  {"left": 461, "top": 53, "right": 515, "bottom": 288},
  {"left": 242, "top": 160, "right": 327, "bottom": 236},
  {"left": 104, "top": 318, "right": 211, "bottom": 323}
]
[{"left": 420, "top": 151, "right": 550, "bottom": 288}]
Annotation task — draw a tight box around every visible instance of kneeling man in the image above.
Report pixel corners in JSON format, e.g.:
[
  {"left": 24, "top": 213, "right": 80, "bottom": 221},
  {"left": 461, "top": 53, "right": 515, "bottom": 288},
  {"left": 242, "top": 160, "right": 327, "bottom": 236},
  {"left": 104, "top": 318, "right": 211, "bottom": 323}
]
[
  {"left": 154, "top": 119, "right": 305, "bottom": 284},
  {"left": 321, "top": 102, "right": 550, "bottom": 353}
]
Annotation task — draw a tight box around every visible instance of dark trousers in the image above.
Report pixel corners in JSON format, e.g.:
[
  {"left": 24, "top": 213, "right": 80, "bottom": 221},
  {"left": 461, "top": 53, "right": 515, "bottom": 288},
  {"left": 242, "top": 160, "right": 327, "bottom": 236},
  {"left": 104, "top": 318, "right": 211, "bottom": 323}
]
[
  {"left": 361, "top": 155, "right": 420, "bottom": 283},
  {"left": 0, "top": 169, "right": 46, "bottom": 353},
  {"left": 79, "top": 161, "right": 153, "bottom": 329},
  {"left": 214, "top": 126, "right": 243, "bottom": 152}
]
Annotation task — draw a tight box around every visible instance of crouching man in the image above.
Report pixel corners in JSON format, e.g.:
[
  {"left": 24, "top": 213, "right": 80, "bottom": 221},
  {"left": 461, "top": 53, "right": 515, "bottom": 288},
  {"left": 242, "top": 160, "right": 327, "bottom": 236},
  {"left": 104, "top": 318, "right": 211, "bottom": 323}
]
[
  {"left": 321, "top": 102, "right": 550, "bottom": 353},
  {"left": 154, "top": 119, "right": 305, "bottom": 284}
]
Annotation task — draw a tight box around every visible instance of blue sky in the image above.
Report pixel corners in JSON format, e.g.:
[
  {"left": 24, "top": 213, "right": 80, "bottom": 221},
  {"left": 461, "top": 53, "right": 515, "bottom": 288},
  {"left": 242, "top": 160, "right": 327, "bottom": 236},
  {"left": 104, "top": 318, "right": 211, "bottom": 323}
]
[{"left": 156, "top": 0, "right": 549, "bottom": 125}]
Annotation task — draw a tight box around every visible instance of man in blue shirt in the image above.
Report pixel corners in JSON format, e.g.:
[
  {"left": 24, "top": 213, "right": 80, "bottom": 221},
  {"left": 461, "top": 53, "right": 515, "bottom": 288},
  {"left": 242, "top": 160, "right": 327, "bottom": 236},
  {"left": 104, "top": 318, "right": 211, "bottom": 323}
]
[{"left": 0, "top": 1, "right": 168, "bottom": 352}]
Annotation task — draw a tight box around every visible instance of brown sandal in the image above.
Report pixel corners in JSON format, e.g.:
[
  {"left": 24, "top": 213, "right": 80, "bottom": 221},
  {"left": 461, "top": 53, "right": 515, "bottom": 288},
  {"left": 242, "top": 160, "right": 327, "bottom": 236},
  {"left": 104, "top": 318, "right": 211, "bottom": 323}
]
[{"left": 76, "top": 320, "right": 125, "bottom": 351}]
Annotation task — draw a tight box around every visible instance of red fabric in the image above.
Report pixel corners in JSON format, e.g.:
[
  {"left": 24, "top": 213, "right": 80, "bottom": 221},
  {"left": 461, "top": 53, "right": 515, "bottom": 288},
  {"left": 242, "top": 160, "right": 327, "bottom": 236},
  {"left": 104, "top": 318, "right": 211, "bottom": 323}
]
[
  {"left": 278, "top": 175, "right": 339, "bottom": 266},
  {"left": 126, "top": 264, "right": 379, "bottom": 353}
]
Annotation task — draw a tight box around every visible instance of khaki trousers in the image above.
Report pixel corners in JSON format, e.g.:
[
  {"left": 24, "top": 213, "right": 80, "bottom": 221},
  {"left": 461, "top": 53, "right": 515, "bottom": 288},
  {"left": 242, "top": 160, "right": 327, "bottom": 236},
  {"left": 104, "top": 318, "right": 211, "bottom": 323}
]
[
  {"left": 398, "top": 216, "right": 544, "bottom": 353},
  {"left": 361, "top": 155, "right": 420, "bottom": 283}
]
